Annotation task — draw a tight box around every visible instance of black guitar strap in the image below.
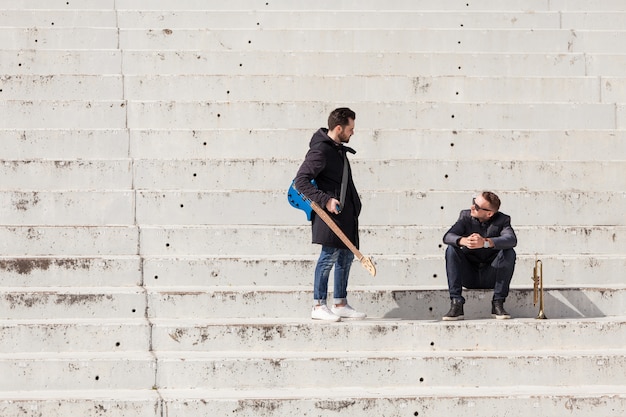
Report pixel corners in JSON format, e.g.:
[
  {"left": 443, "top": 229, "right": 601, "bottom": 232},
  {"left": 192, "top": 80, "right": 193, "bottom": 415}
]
[{"left": 339, "top": 149, "right": 348, "bottom": 211}]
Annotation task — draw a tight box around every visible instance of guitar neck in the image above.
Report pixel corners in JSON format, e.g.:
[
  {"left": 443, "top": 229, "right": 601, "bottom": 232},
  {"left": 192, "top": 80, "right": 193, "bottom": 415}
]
[{"left": 309, "top": 201, "right": 364, "bottom": 260}]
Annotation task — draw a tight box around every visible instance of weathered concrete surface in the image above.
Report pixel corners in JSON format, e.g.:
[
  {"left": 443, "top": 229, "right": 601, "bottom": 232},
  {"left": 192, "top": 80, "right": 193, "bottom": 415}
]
[
  {"left": 141, "top": 255, "right": 626, "bottom": 287},
  {"left": 0, "top": 319, "right": 149, "bottom": 353},
  {"left": 146, "top": 287, "right": 626, "bottom": 320},
  {"left": 121, "top": 50, "right": 590, "bottom": 76},
  {"left": 128, "top": 128, "right": 626, "bottom": 160},
  {"left": 132, "top": 159, "right": 626, "bottom": 191},
  {"left": 150, "top": 317, "right": 626, "bottom": 352},
  {"left": 138, "top": 225, "right": 626, "bottom": 256},
  {"left": 0, "top": 352, "right": 155, "bottom": 390},
  {"left": 0, "top": 226, "right": 138, "bottom": 256},
  {"left": 156, "top": 350, "right": 626, "bottom": 389},
  {"left": 0, "top": 288, "right": 146, "bottom": 319},
  {"left": 126, "top": 101, "right": 617, "bottom": 130},
  {"left": 0, "top": 256, "right": 141, "bottom": 287}
]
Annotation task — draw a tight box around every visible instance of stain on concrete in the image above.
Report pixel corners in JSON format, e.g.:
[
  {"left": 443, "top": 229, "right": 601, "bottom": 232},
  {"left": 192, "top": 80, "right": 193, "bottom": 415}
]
[
  {"left": 315, "top": 399, "right": 357, "bottom": 411},
  {"left": 12, "top": 192, "right": 40, "bottom": 211},
  {"left": 0, "top": 258, "right": 95, "bottom": 275}
]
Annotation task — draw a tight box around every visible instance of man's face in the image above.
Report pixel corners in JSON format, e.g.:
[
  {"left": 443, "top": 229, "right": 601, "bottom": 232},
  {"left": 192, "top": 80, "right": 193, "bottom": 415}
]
[
  {"left": 470, "top": 194, "right": 494, "bottom": 222},
  {"left": 337, "top": 119, "right": 355, "bottom": 143}
]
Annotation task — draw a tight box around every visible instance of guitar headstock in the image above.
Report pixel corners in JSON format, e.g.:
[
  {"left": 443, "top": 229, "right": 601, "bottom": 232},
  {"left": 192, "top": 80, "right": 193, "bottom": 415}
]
[{"left": 360, "top": 256, "right": 376, "bottom": 277}]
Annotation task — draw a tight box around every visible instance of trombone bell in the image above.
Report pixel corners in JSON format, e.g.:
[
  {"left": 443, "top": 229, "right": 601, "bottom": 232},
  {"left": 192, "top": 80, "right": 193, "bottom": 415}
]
[{"left": 532, "top": 259, "right": 547, "bottom": 319}]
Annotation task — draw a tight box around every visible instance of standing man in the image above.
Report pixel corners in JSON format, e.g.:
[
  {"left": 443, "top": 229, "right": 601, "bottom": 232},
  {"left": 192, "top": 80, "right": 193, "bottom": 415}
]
[
  {"left": 442, "top": 191, "right": 517, "bottom": 320},
  {"left": 294, "top": 107, "right": 366, "bottom": 322}
]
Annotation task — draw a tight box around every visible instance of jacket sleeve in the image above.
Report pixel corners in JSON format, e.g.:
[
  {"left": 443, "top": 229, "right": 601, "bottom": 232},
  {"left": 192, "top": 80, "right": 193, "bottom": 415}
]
[
  {"left": 293, "top": 148, "right": 331, "bottom": 208},
  {"left": 490, "top": 216, "right": 517, "bottom": 249},
  {"left": 442, "top": 211, "right": 467, "bottom": 247}
]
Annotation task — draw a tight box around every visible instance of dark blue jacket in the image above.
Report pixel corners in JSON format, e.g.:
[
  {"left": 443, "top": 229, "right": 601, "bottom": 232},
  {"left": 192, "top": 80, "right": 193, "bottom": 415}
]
[{"left": 443, "top": 209, "right": 517, "bottom": 262}]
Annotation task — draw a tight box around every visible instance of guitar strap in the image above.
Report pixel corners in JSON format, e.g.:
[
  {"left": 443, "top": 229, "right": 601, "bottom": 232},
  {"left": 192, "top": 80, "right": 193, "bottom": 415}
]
[{"left": 339, "top": 149, "right": 348, "bottom": 211}]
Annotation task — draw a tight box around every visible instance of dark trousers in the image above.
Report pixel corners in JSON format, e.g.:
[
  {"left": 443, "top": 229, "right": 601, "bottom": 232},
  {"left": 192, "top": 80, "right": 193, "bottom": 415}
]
[{"left": 445, "top": 245, "right": 516, "bottom": 303}]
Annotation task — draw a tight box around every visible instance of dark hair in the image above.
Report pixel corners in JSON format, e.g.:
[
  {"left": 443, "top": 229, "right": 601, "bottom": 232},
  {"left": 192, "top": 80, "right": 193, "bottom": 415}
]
[
  {"left": 328, "top": 107, "right": 356, "bottom": 130},
  {"left": 482, "top": 191, "right": 501, "bottom": 211}
]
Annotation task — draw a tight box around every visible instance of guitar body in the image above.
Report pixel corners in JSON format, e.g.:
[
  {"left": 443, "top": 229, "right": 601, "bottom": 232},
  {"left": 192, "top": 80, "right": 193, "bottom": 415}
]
[
  {"left": 287, "top": 180, "right": 314, "bottom": 221},
  {"left": 287, "top": 180, "right": 376, "bottom": 277}
]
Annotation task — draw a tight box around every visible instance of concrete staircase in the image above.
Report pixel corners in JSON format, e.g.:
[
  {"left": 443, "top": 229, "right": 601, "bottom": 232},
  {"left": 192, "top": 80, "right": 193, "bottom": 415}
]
[{"left": 1, "top": 0, "right": 625, "bottom": 415}]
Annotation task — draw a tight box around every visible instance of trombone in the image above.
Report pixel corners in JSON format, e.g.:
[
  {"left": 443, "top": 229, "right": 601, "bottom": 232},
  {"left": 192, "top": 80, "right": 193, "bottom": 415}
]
[{"left": 531, "top": 258, "right": 547, "bottom": 319}]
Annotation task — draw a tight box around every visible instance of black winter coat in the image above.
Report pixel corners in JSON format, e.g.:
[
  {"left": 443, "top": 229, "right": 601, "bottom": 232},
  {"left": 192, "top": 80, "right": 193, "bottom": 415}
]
[{"left": 294, "top": 128, "right": 362, "bottom": 249}]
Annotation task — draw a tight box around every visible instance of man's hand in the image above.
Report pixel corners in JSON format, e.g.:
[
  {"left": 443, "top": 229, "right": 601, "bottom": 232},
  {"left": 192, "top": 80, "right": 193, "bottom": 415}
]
[
  {"left": 325, "top": 198, "right": 341, "bottom": 214},
  {"left": 462, "top": 233, "right": 488, "bottom": 249}
]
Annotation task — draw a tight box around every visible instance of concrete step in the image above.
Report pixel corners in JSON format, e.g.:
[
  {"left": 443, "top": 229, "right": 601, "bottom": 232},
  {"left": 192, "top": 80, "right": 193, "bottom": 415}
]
[
  {"left": 150, "top": 317, "right": 626, "bottom": 352},
  {"left": 0, "top": 0, "right": 114, "bottom": 9},
  {"left": 0, "top": 287, "right": 146, "bottom": 319},
  {"left": 0, "top": 50, "right": 122, "bottom": 75},
  {"left": 0, "top": 256, "right": 140, "bottom": 287},
  {"left": 142, "top": 255, "right": 626, "bottom": 287},
  {"left": 0, "top": 160, "right": 131, "bottom": 190},
  {"left": 0, "top": 100, "right": 126, "bottom": 129},
  {"left": 0, "top": 318, "right": 149, "bottom": 353},
  {"left": 1, "top": 27, "right": 117, "bottom": 49},
  {"left": 138, "top": 225, "right": 626, "bottom": 257},
  {"left": 121, "top": 50, "right": 592, "bottom": 76},
  {"left": 134, "top": 190, "right": 626, "bottom": 227},
  {"left": 3, "top": 159, "right": 624, "bottom": 193},
  {"left": 0, "top": 390, "right": 160, "bottom": 417},
  {"left": 114, "top": 11, "right": 626, "bottom": 31},
  {"left": 0, "top": 192, "right": 133, "bottom": 225},
  {"left": 0, "top": 351, "right": 155, "bottom": 390},
  {"left": 116, "top": 28, "right": 626, "bottom": 54},
  {"left": 112, "top": 0, "right": 625, "bottom": 12},
  {"left": 0, "top": 10, "right": 116, "bottom": 27},
  {"left": 146, "top": 287, "right": 626, "bottom": 320},
  {"left": 0, "top": 226, "right": 138, "bottom": 256},
  {"left": 155, "top": 349, "right": 626, "bottom": 390},
  {"left": 0, "top": 386, "right": 623, "bottom": 417},
  {"left": 132, "top": 159, "right": 626, "bottom": 192},
  {"left": 115, "top": 10, "right": 562, "bottom": 30},
  {"left": 124, "top": 101, "right": 621, "bottom": 130},
  {"left": 149, "top": 386, "right": 626, "bottom": 417},
  {"left": 0, "top": 74, "right": 122, "bottom": 100},
  {"left": 0, "top": 129, "right": 129, "bottom": 159},
  {"left": 128, "top": 128, "right": 626, "bottom": 160},
  {"left": 120, "top": 75, "right": 607, "bottom": 103}
]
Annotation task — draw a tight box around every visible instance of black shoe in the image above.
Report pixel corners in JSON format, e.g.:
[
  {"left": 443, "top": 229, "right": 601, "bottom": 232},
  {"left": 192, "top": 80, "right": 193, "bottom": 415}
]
[
  {"left": 443, "top": 299, "right": 464, "bottom": 321},
  {"left": 492, "top": 300, "right": 511, "bottom": 319}
]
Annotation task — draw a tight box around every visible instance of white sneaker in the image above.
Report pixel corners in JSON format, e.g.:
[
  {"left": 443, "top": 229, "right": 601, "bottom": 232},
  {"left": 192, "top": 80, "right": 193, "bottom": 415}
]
[
  {"left": 331, "top": 304, "right": 367, "bottom": 320},
  {"left": 311, "top": 304, "right": 341, "bottom": 322}
]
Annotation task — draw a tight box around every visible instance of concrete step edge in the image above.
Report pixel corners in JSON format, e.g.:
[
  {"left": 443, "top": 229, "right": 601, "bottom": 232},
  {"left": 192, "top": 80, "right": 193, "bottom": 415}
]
[
  {"left": 0, "top": 385, "right": 623, "bottom": 400},
  {"left": 157, "top": 385, "right": 626, "bottom": 399}
]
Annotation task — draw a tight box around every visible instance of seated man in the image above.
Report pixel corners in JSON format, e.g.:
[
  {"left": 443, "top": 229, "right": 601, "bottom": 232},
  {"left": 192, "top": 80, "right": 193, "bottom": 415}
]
[{"left": 442, "top": 191, "right": 517, "bottom": 320}]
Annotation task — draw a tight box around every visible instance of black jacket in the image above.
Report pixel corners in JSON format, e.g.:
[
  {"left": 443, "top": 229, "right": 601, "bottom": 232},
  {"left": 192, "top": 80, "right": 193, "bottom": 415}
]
[
  {"left": 294, "top": 128, "right": 362, "bottom": 249},
  {"left": 443, "top": 209, "right": 517, "bottom": 262}
]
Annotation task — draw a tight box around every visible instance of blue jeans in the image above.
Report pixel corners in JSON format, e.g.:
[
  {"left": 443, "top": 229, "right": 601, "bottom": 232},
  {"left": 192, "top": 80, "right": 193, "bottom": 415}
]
[
  {"left": 445, "top": 245, "right": 516, "bottom": 303},
  {"left": 314, "top": 245, "right": 354, "bottom": 305}
]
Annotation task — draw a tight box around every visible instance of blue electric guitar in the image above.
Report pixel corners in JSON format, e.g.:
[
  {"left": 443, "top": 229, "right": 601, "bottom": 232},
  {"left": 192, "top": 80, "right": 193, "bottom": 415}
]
[{"left": 288, "top": 180, "right": 376, "bottom": 276}]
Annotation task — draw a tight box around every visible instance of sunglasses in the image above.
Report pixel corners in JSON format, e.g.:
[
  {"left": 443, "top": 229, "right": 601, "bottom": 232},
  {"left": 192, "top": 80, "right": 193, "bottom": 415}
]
[{"left": 472, "top": 197, "right": 492, "bottom": 212}]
